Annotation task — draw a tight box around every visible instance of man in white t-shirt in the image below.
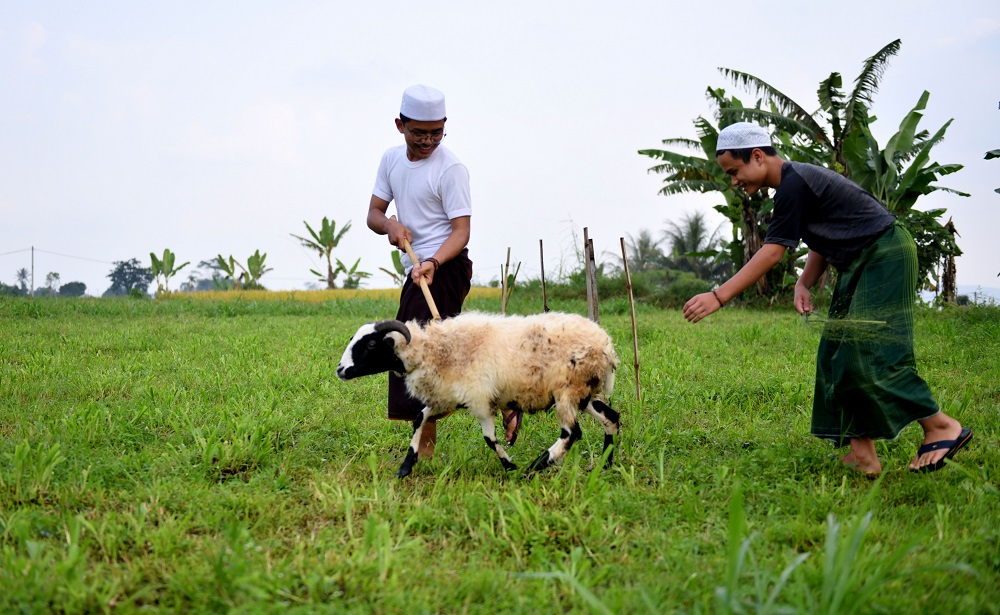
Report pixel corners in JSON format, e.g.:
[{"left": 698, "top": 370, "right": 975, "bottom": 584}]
[{"left": 366, "top": 84, "right": 487, "bottom": 459}]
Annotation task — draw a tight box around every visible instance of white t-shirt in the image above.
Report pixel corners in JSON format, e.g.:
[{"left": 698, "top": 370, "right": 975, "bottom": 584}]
[{"left": 372, "top": 144, "right": 472, "bottom": 271}]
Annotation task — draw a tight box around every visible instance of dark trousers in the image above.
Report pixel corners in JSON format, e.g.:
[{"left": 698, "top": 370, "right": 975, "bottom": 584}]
[{"left": 388, "top": 249, "right": 473, "bottom": 420}]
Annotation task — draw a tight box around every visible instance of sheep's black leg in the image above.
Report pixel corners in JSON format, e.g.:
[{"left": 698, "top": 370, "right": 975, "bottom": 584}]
[
  {"left": 396, "top": 448, "right": 418, "bottom": 479},
  {"left": 586, "top": 399, "right": 620, "bottom": 468},
  {"left": 528, "top": 420, "right": 581, "bottom": 473},
  {"left": 396, "top": 406, "right": 432, "bottom": 479},
  {"left": 475, "top": 414, "right": 517, "bottom": 471}
]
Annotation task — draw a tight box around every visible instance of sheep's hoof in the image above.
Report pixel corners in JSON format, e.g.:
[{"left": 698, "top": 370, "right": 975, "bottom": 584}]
[
  {"left": 500, "top": 458, "right": 518, "bottom": 471},
  {"left": 526, "top": 451, "right": 551, "bottom": 474}
]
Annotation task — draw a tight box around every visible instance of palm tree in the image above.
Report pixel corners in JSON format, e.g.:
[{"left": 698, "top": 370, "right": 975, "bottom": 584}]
[
  {"left": 618, "top": 229, "right": 666, "bottom": 274},
  {"left": 661, "top": 212, "right": 731, "bottom": 283},
  {"left": 639, "top": 91, "right": 798, "bottom": 297},
  {"left": 291, "top": 218, "right": 352, "bottom": 289},
  {"left": 15, "top": 268, "right": 29, "bottom": 293}
]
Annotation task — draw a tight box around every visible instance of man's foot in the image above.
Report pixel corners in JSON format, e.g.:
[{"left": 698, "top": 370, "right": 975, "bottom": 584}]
[
  {"left": 502, "top": 407, "right": 523, "bottom": 446},
  {"left": 416, "top": 411, "right": 455, "bottom": 460},
  {"left": 910, "top": 421, "right": 971, "bottom": 472},
  {"left": 842, "top": 437, "right": 881, "bottom": 477},
  {"left": 418, "top": 420, "right": 436, "bottom": 460},
  {"left": 910, "top": 414, "right": 963, "bottom": 472}
]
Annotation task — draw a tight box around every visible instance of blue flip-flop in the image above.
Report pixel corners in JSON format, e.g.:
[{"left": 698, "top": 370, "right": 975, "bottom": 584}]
[{"left": 913, "top": 427, "right": 973, "bottom": 473}]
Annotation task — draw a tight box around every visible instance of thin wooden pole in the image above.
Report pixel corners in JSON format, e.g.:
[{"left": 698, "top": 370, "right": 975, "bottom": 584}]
[
  {"left": 508, "top": 261, "right": 521, "bottom": 309},
  {"left": 620, "top": 237, "right": 641, "bottom": 403},
  {"left": 390, "top": 215, "right": 440, "bottom": 320},
  {"left": 583, "top": 228, "right": 594, "bottom": 321},
  {"left": 500, "top": 265, "right": 506, "bottom": 314},
  {"left": 539, "top": 239, "right": 549, "bottom": 312},
  {"left": 400, "top": 238, "right": 440, "bottom": 321},
  {"left": 587, "top": 237, "right": 599, "bottom": 324},
  {"left": 501, "top": 247, "right": 511, "bottom": 314}
]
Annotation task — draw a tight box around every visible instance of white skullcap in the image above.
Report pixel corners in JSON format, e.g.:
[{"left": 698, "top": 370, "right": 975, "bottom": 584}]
[
  {"left": 716, "top": 122, "right": 772, "bottom": 150},
  {"left": 400, "top": 84, "right": 446, "bottom": 121}
]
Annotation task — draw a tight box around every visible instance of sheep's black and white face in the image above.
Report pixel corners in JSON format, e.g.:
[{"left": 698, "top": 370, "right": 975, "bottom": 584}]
[{"left": 337, "top": 322, "right": 407, "bottom": 380}]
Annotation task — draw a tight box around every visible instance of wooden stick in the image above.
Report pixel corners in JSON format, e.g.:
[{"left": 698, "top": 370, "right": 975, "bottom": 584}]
[
  {"left": 501, "top": 248, "right": 511, "bottom": 314},
  {"left": 587, "top": 237, "right": 599, "bottom": 324},
  {"left": 507, "top": 261, "right": 521, "bottom": 309},
  {"left": 501, "top": 249, "right": 521, "bottom": 315},
  {"left": 583, "top": 227, "right": 594, "bottom": 321},
  {"left": 620, "top": 237, "right": 641, "bottom": 402},
  {"left": 390, "top": 216, "right": 440, "bottom": 321},
  {"left": 539, "top": 239, "right": 549, "bottom": 312},
  {"left": 500, "top": 265, "right": 507, "bottom": 314},
  {"left": 401, "top": 238, "right": 441, "bottom": 321}
]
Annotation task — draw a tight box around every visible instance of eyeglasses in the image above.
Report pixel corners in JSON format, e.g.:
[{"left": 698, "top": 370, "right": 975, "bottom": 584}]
[{"left": 406, "top": 127, "right": 446, "bottom": 143}]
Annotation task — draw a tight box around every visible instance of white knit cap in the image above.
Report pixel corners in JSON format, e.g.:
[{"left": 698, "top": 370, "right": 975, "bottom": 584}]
[
  {"left": 400, "top": 84, "right": 446, "bottom": 121},
  {"left": 717, "top": 122, "right": 772, "bottom": 150}
]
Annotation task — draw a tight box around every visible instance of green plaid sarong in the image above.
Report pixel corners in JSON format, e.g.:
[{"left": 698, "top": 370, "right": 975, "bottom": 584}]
[{"left": 811, "top": 222, "right": 940, "bottom": 445}]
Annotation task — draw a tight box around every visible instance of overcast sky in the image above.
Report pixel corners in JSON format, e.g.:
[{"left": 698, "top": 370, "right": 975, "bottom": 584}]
[{"left": 3, "top": 1, "right": 998, "bottom": 298}]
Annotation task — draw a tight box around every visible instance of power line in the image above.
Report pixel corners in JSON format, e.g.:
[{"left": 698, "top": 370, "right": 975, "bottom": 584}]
[
  {"left": 1, "top": 247, "right": 114, "bottom": 264},
  {"left": 33, "top": 248, "right": 114, "bottom": 264},
  {"left": 0, "top": 248, "right": 32, "bottom": 257}
]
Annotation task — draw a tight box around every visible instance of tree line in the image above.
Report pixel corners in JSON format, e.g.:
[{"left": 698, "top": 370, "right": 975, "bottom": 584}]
[
  {"left": 0, "top": 269, "right": 86, "bottom": 298},
  {"left": 4, "top": 40, "right": 988, "bottom": 302}
]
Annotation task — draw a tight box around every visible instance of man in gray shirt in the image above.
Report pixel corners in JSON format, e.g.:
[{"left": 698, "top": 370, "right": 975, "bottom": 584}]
[{"left": 683, "top": 122, "right": 972, "bottom": 477}]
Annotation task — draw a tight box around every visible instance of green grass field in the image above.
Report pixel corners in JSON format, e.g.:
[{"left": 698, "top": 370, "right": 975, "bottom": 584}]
[{"left": 1, "top": 293, "right": 997, "bottom": 613}]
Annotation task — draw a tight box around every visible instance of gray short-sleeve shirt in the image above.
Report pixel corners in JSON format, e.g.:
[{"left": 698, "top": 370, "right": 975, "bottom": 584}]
[{"left": 765, "top": 161, "right": 895, "bottom": 269}]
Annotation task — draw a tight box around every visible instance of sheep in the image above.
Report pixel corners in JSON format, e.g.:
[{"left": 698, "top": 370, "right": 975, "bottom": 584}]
[{"left": 337, "top": 311, "right": 621, "bottom": 478}]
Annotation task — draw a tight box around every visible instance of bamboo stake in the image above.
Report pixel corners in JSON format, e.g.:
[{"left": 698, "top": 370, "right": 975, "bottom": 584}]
[
  {"left": 501, "top": 247, "right": 511, "bottom": 314},
  {"left": 507, "top": 262, "right": 521, "bottom": 309},
  {"left": 620, "top": 237, "right": 641, "bottom": 402},
  {"left": 539, "top": 239, "right": 549, "bottom": 312},
  {"left": 583, "top": 227, "right": 594, "bottom": 321},
  {"left": 587, "top": 237, "right": 600, "bottom": 324},
  {"left": 390, "top": 216, "right": 440, "bottom": 321},
  {"left": 501, "top": 247, "right": 520, "bottom": 315},
  {"left": 500, "top": 266, "right": 506, "bottom": 314}
]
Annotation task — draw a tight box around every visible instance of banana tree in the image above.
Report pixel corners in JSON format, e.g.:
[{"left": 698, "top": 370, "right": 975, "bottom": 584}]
[
  {"left": 841, "top": 92, "right": 969, "bottom": 289},
  {"left": 378, "top": 251, "right": 406, "bottom": 287},
  {"left": 702, "top": 40, "right": 966, "bottom": 292},
  {"left": 718, "top": 39, "right": 902, "bottom": 175},
  {"left": 990, "top": 149, "right": 1000, "bottom": 278},
  {"left": 216, "top": 254, "right": 243, "bottom": 290},
  {"left": 150, "top": 248, "right": 190, "bottom": 294},
  {"left": 242, "top": 250, "right": 273, "bottom": 289},
  {"left": 291, "top": 218, "right": 352, "bottom": 289},
  {"left": 335, "top": 258, "right": 371, "bottom": 289},
  {"left": 987, "top": 149, "right": 1000, "bottom": 195}
]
